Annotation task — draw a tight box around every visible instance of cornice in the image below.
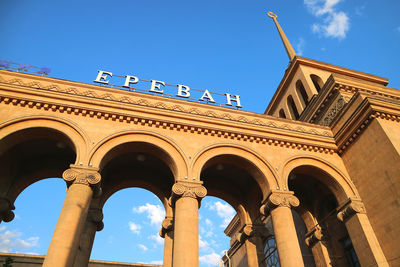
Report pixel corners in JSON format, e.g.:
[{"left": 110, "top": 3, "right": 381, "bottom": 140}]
[
  {"left": 334, "top": 94, "right": 400, "bottom": 155},
  {"left": 0, "top": 72, "right": 338, "bottom": 154},
  {"left": 224, "top": 214, "right": 241, "bottom": 237},
  {"left": 302, "top": 74, "right": 400, "bottom": 126}
]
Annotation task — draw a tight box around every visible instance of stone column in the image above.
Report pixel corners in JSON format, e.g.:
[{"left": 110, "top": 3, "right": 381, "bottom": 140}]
[
  {"left": 171, "top": 181, "right": 207, "bottom": 267},
  {"left": 160, "top": 216, "right": 174, "bottom": 267},
  {"left": 305, "top": 226, "right": 332, "bottom": 267},
  {"left": 0, "top": 197, "right": 15, "bottom": 223},
  {"left": 236, "top": 224, "right": 270, "bottom": 267},
  {"left": 260, "top": 191, "right": 304, "bottom": 267},
  {"left": 337, "top": 198, "right": 389, "bottom": 267},
  {"left": 73, "top": 208, "right": 104, "bottom": 267},
  {"left": 43, "top": 165, "right": 101, "bottom": 267}
]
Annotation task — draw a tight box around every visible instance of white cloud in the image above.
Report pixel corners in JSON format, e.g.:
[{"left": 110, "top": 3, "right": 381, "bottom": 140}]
[
  {"left": 0, "top": 227, "right": 39, "bottom": 253},
  {"left": 128, "top": 221, "right": 141, "bottom": 234},
  {"left": 199, "top": 252, "right": 222, "bottom": 266},
  {"left": 138, "top": 244, "right": 148, "bottom": 251},
  {"left": 150, "top": 260, "right": 163, "bottom": 264},
  {"left": 133, "top": 203, "right": 165, "bottom": 226},
  {"left": 296, "top": 38, "right": 305, "bottom": 56},
  {"left": 207, "top": 201, "right": 235, "bottom": 228},
  {"left": 199, "top": 235, "right": 209, "bottom": 251},
  {"left": 150, "top": 234, "right": 164, "bottom": 246},
  {"left": 205, "top": 218, "right": 213, "bottom": 226},
  {"left": 305, "top": 0, "right": 349, "bottom": 39}
]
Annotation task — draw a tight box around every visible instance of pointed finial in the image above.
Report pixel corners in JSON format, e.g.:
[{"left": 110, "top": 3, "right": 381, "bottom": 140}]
[{"left": 267, "top": 11, "right": 296, "bottom": 61}]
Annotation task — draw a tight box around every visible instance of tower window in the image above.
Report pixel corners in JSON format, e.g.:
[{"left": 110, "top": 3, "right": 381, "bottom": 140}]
[
  {"left": 287, "top": 95, "right": 299, "bottom": 120},
  {"left": 296, "top": 80, "right": 309, "bottom": 106},
  {"left": 310, "top": 74, "right": 324, "bottom": 92}
]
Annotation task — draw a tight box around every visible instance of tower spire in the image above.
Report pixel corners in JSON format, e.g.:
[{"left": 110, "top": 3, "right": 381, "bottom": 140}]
[{"left": 267, "top": 11, "right": 296, "bottom": 61}]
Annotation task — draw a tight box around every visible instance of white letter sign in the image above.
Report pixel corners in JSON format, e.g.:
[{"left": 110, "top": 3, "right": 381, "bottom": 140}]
[
  {"left": 150, "top": 80, "right": 165, "bottom": 94},
  {"left": 177, "top": 84, "right": 191, "bottom": 98},
  {"left": 94, "top": 70, "right": 112, "bottom": 84},
  {"left": 199, "top": 90, "right": 215, "bottom": 103},
  {"left": 123, "top": 75, "right": 139, "bottom": 88},
  {"left": 225, "top": 93, "right": 242, "bottom": 108}
]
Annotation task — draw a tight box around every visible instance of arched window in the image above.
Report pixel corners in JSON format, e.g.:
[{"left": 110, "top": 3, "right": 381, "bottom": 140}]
[
  {"left": 287, "top": 95, "right": 299, "bottom": 120},
  {"left": 296, "top": 80, "right": 309, "bottom": 106},
  {"left": 310, "top": 74, "right": 324, "bottom": 92},
  {"left": 279, "top": 109, "right": 286, "bottom": 118}
]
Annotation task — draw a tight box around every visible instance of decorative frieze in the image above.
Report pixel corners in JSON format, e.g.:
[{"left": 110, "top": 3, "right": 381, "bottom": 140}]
[
  {"left": 322, "top": 96, "right": 346, "bottom": 126},
  {"left": 0, "top": 94, "right": 336, "bottom": 155},
  {"left": 260, "top": 191, "right": 300, "bottom": 216},
  {"left": 337, "top": 198, "right": 366, "bottom": 222}
]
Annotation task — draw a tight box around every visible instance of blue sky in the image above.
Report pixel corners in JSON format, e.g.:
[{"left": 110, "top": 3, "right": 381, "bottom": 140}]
[{"left": 1, "top": 0, "right": 399, "bottom": 266}]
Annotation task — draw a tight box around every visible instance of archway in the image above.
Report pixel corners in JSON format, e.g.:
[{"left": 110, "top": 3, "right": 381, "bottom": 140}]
[
  {"left": 0, "top": 127, "right": 76, "bottom": 223},
  {"left": 287, "top": 165, "right": 360, "bottom": 267},
  {"left": 91, "top": 188, "right": 166, "bottom": 264},
  {"left": 197, "top": 149, "right": 273, "bottom": 267},
  {"left": 0, "top": 178, "right": 66, "bottom": 255}
]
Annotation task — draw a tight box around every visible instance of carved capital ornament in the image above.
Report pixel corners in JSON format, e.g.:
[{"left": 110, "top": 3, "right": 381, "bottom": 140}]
[
  {"left": 62, "top": 165, "right": 102, "bottom": 196},
  {"left": 337, "top": 199, "right": 366, "bottom": 222},
  {"left": 260, "top": 191, "right": 300, "bottom": 216},
  {"left": 171, "top": 183, "right": 207, "bottom": 200},
  {"left": 160, "top": 217, "right": 174, "bottom": 238}
]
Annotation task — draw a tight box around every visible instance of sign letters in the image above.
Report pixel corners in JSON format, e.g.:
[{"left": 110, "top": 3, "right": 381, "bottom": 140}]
[{"left": 94, "top": 70, "right": 242, "bottom": 108}]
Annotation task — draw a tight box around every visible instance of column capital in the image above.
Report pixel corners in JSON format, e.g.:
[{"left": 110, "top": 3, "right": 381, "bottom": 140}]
[
  {"left": 260, "top": 191, "right": 300, "bottom": 216},
  {"left": 159, "top": 217, "right": 174, "bottom": 238},
  {"left": 171, "top": 181, "right": 207, "bottom": 203},
  {"left": 63, "top": 165, "right": 102, "bottom": 196},
  {"left": 0, "top": 197, "right": 15, "bottom": 223},
  {"left": 337, "top": 198, "right": 366, "bottom": 222},
  {"left": 236, "top": 224, "right": 271, "bottom": 243},
  {"left": 305, "top": 226, "right": 325, "bottom": 248}
]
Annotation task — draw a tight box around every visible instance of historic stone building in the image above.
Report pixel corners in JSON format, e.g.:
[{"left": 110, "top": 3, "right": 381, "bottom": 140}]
[{"left": 0, "top": 12, "right": 399, "bottom": 267}]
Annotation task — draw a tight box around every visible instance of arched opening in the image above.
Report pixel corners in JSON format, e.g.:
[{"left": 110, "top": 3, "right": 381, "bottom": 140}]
[
  {"left": 310, "top": 74, "right": 324, "bottom": 93},
  {"left": 200, "top": 154, "right": 267, "bottom": 266},
  {"left": 0, "top": 178, "right": 66, "bottom": 255},
  {"left": 88, "top": 141, "right": 176, "bottom": 265},
  {"left": 288, "top": 166, "right": 360, "bottom": 267},
  {"left": 296, "top": 80, "right": 309, "bottom": 107},
  {"left": 91, "top": 188, "right": 165, "bottom": 264},
  {"left": 287, "top": 95, "right": 300, "bottom": 120},
  {"left": 278, "top": 109, "right": 286, "bottom": 119},
  {"left": 0, "top": 127, "right": 76, "bottom": 220},
  {"left": 199, "top": 196, "right": 235, "bottom": 267}
]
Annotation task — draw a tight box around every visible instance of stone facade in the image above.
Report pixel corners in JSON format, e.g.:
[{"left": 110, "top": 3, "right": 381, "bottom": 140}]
[{"left": 0, "top": 17, "right": 399, "bottom": 266}]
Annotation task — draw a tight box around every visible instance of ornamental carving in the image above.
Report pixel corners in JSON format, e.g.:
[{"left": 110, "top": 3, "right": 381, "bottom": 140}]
[
  {"left": 236, "top": 224, "right": 270, "bottom": 243},
  {"left": 62, "top": 168, "right": 101, "bottom": 186},
  {"left": 0, "top": 197, "right": 15, "bottom": 223},
  {"left": 171, "top": 183, "right": 207, "bottom": 201},
  {"left": 160, "top": 217, "right": 174, "bottom": 238},
  {"left": 260, "top": 191, "right": 300, "bottom": 216},
  {"left": 305, "top": 226, "right": 325, "bottom": 248},
  {"left": 322, "top": 96, "right": 345, "bottom": 126},
  {"left": 337, "top": 199, "right": 366, "bottom": 222}
]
